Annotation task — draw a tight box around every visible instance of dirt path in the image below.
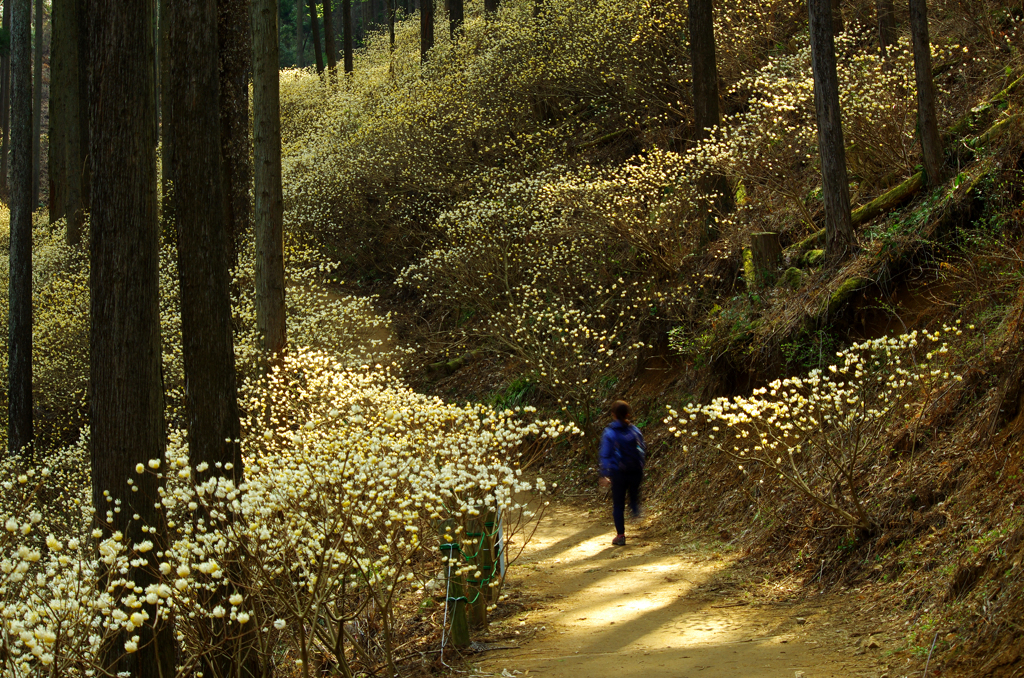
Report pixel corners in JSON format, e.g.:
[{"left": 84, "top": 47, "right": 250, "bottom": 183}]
[{"left": 471, "top": 501, "right": 897, "bottom": 678}]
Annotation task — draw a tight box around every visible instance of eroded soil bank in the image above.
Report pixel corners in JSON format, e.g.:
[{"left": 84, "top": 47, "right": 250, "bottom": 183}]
[{"left": 469, "top": 500, "right": 915, "bottom": 678}]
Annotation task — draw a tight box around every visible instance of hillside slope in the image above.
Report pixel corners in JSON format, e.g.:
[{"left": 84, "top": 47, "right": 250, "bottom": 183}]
[{"left": 280, "top": 0, "right": 1024, "bottom": 674}]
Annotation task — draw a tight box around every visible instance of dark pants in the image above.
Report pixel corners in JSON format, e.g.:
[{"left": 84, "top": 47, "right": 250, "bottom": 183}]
[{"left": 611, "top": 468, "right": 643, "bottom": 535}]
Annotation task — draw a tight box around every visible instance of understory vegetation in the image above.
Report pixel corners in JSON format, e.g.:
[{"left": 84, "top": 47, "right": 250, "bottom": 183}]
[
  {"left": 4, "top": 0, "right": 1024, "bottom": 674},
  {"left": 274, "top": 0, "right": 1024, "bottom": 673}
]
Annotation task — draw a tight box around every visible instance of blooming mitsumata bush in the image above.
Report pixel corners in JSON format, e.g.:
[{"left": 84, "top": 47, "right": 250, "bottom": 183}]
[
  {"left": 1, "top": 351, "right": 576, "bottom": 676},
  {"left": 664, "top": 326, "right": 965, "bottom": 531}
]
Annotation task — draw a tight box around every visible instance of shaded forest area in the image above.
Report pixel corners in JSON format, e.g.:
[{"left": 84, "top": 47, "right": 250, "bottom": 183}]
[{"left": 5, "top": 0, "right": 1024, "bottom": 675}]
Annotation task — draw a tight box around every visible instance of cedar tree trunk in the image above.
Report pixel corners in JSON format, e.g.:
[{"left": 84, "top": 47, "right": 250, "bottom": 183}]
[
  {"left": 343, "top": 0, "right": 353, "bottom": 72},
  {"left": 219, "top": 0, "right": 252, "bottom": 268},
  {"left": 166, "top": 0, "right": 245, "bottom": 670},
  {"left": 831, "top": 0, "right": 844, "bottom": 35},
  {"left": 296, "top": 0, "right": 305, "bottom": 66},
  {"left": 689, "top": 0, "right": 734, "bottom": 236},
  {"left": 87, "top": 0, "right": 176, "bottom": 676},
  {"left": 322, "top": 0, "right": 337, "bottom": 73},
  {"left": 808, "top": 0, "right": 855, "bottom": 261},
  {"left": 48, "top": 0, "right": 87, "bottom": 245},
  {"left": 876, "top": 0, "right": 897, "bottom": 57},
  {"left": 308, "top": 0, "right": 324, "bottom": 72},
  {"left": 0, "top": 0, "right": 10, "bottom": 194},
  {"left": 253, "top": 0, "right": 287, "bottom": 356},
  {"left": 9, "top": 0, "right": 32, "bottom": 458},
  {"left": 31, "top": 0, "right": 40, "bottom": 205},
  {"left": 385, "top": 0, "right": 394, "bottom": 50},
  {"left": 420, "top": 0, "right": 433, "bottom": 60},
  {"left": 449, "top": 0, "right": 463, "bottom": 38},
  {"left": 909, "top": 0, "right": 944, "bottom": 186}
]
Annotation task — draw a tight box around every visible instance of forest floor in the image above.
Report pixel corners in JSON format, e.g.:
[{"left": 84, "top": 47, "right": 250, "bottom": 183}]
[{"left": 467, "top": 499, "right": 917, "bottom": 678}]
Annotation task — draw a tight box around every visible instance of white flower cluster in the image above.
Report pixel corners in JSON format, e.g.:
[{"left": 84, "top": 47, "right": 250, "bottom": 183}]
[
  {"left": 664, "top": 326, "right": 964, "bottom": 529},
  {"left": 0, "top": 350, "right": 574, "bottom": 675}
]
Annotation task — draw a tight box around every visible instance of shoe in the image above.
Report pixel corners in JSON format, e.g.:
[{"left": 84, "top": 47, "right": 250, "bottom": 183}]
[{"left": 611, "top": 534, "right": 626, "bottom": 546}]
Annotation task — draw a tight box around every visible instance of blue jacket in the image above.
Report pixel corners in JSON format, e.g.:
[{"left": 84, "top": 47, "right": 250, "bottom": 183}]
[{"left": 599, "top": 420, "right": 646, "bottom": 476}]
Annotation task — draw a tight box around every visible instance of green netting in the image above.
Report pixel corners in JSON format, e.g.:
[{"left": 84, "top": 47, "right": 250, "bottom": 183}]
[{"left": 438, "top": 520, "right": 502, "bottom": 605}]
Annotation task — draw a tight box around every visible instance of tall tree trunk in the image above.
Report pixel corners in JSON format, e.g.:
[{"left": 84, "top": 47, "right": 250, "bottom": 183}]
[
  {"left": 0, "top": 0, "right": 10, "bottom": 195},
  {"left": 166, "top": 0, "right": 244, "bottom": 671},
  {"left": 219, "top": 0, "right": 252, "bottom": 268},
  {"left": 909, "top": 0, "right": 943, "bottom": 186},
  {"left": 152, "top": 0, "right": 158, "bottom": 144},
  {"left": 322, "top": 0, "right": 337, "bottom": 73},
  {"left": 253, "top": 0, "right": 287, "bottom": 356},
  {"left": 831, "top": 0, "right": 844, "bottom": 35},
  {"left": 420, "top": 0, "right": 433, "bottom": 60},
  {"left": 385, "top": 0, "right": 394, "bottom": 50},
  {"left": 8, "top": 0, "right": 32, "bottom": 458},
  {"left": 449, "top": 0, "right": 462, "bottom": 38},
  {"left": 296, "top": 0, "right": 305, "bottom": 66},
  {"left": 160, "top": 0, "right": 172, "bottom": 225},
  {"left": 49, "top": 0, "right": 67, "bottom": 222},
  {"left": 76, "top": 0, "right": 90, "bottom": 220},
  {"left": 48, "top": 0, "right": 86, "bottom": 246},
  {"left": 876, "top": 0, "right": 897, "bottom": 57},
  {"left": 308, "top": 0, "right": 324, "bottom": 72},
  {"left": 808, "top": 0, "right": 854, "bottom": 262},
  {"left": 31, "top": 0, "right": 40, "bottom": 206},
  {"left": 689, "top": 0, "right": 734, "bottom": 238},
  {"left": 87, "top": 1, "right": 176, "bottom": 676},
  {"left": 343, "top": 0, "right": 353, "bottom": 72}
]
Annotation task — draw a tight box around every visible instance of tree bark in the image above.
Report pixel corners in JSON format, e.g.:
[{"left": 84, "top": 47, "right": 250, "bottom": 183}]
[
  {"left": 308, "top": 0, "right": 325, "bottom": 72},
  {"left": 31, "top": 0, "right": 40, "bottom": 206},
  {"left": 385, "top": 0, "right": 394, "bottom": 50},
  {"left": 48, "top": 0, "right": 87, "bottom": 246},
  {"left": 159, "top": 0, "right": 172, "bottom": 225},
  {"left": 420, "top": 0, "right": 433, "bottom": 60},
  {"left": 0, "top": 0, "right": 10, "bottom": 195},
  {"left": 449, "top": 0, "right": 463, "bottom": 38},
  {"left": 808, "top": 0, "right": 855, "bottom": 262},
  {"left": 219, "top": 0, "right": 252, "bottom": 269},
  {"left": 8, "top": 0, "right": 32, "bottom": 458},
  {"left": 253, "top": 0, "right": 287, "bottom": 357},
  {"left": 875, "top": 0, "right": 897, "bottom": 58},
  {"left": 689, "top": 0, "right": 734, "bottom": 235},
  {"left": 166, "top": 1, "right": 244, "bottom": 671},
  {"left": 87, "top": 0, "right": 176, "bottom": 675},
  {"left": 909, "top": 0, "right": 944, "bottom": 186},
  {"left": 296, "top": 0, "right": 305, "bottom": 66},
  {"left": 831, "top": 0, "right": 844, "bottom": 35},
  {"left": 323, "top": 0, "right": 337, "bottom": 73},
  {"left": 343, "top": 0, "right": 353, "bottom": 72},
  {"left": 49, "top": 0, "right": 67, "bottom": 222}
]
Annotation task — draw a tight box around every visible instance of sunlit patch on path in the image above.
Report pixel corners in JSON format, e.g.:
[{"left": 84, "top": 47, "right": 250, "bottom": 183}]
[{"left": 473, "top": 503, "right": 886, "bottom": 678}]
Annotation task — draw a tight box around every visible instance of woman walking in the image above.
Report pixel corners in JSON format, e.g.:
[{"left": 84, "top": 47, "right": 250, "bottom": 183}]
[{"left": 598, "top": 400, "right": 646, "bottom": 546}]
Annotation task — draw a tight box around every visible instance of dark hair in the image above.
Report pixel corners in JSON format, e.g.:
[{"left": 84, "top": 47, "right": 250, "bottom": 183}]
[{"left": 611, "top": 400, "right": 631, "bottom": 423}]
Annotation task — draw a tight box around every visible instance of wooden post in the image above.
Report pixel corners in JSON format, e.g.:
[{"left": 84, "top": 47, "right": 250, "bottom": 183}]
[
  {"left": 440, "top": 542, "right": 471, "bottom": 646},
  {"left": 482, "top": 509, "right": 496, "bottom": 603},
  {"left": 466, "top": 517, "right": 487, "bottom": 628},
  {"left": 750, "top": 232, "right": 782, "bottom": 286}
]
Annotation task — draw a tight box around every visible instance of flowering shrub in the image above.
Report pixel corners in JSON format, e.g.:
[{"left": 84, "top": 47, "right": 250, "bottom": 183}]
[
  {"left": 0, "top": 215, "right": 90, "bottom": 451},
  {"left": 0, "top": 350, "right": 574, "bottom": 676},
  {"left": 664, "top": 327, "right": 965, "bottom": 530}
]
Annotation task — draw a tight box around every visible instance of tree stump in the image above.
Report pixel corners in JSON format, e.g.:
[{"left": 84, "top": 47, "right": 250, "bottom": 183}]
[{"left": 751, "top": 232, "right": 782, "bottom": 286}]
